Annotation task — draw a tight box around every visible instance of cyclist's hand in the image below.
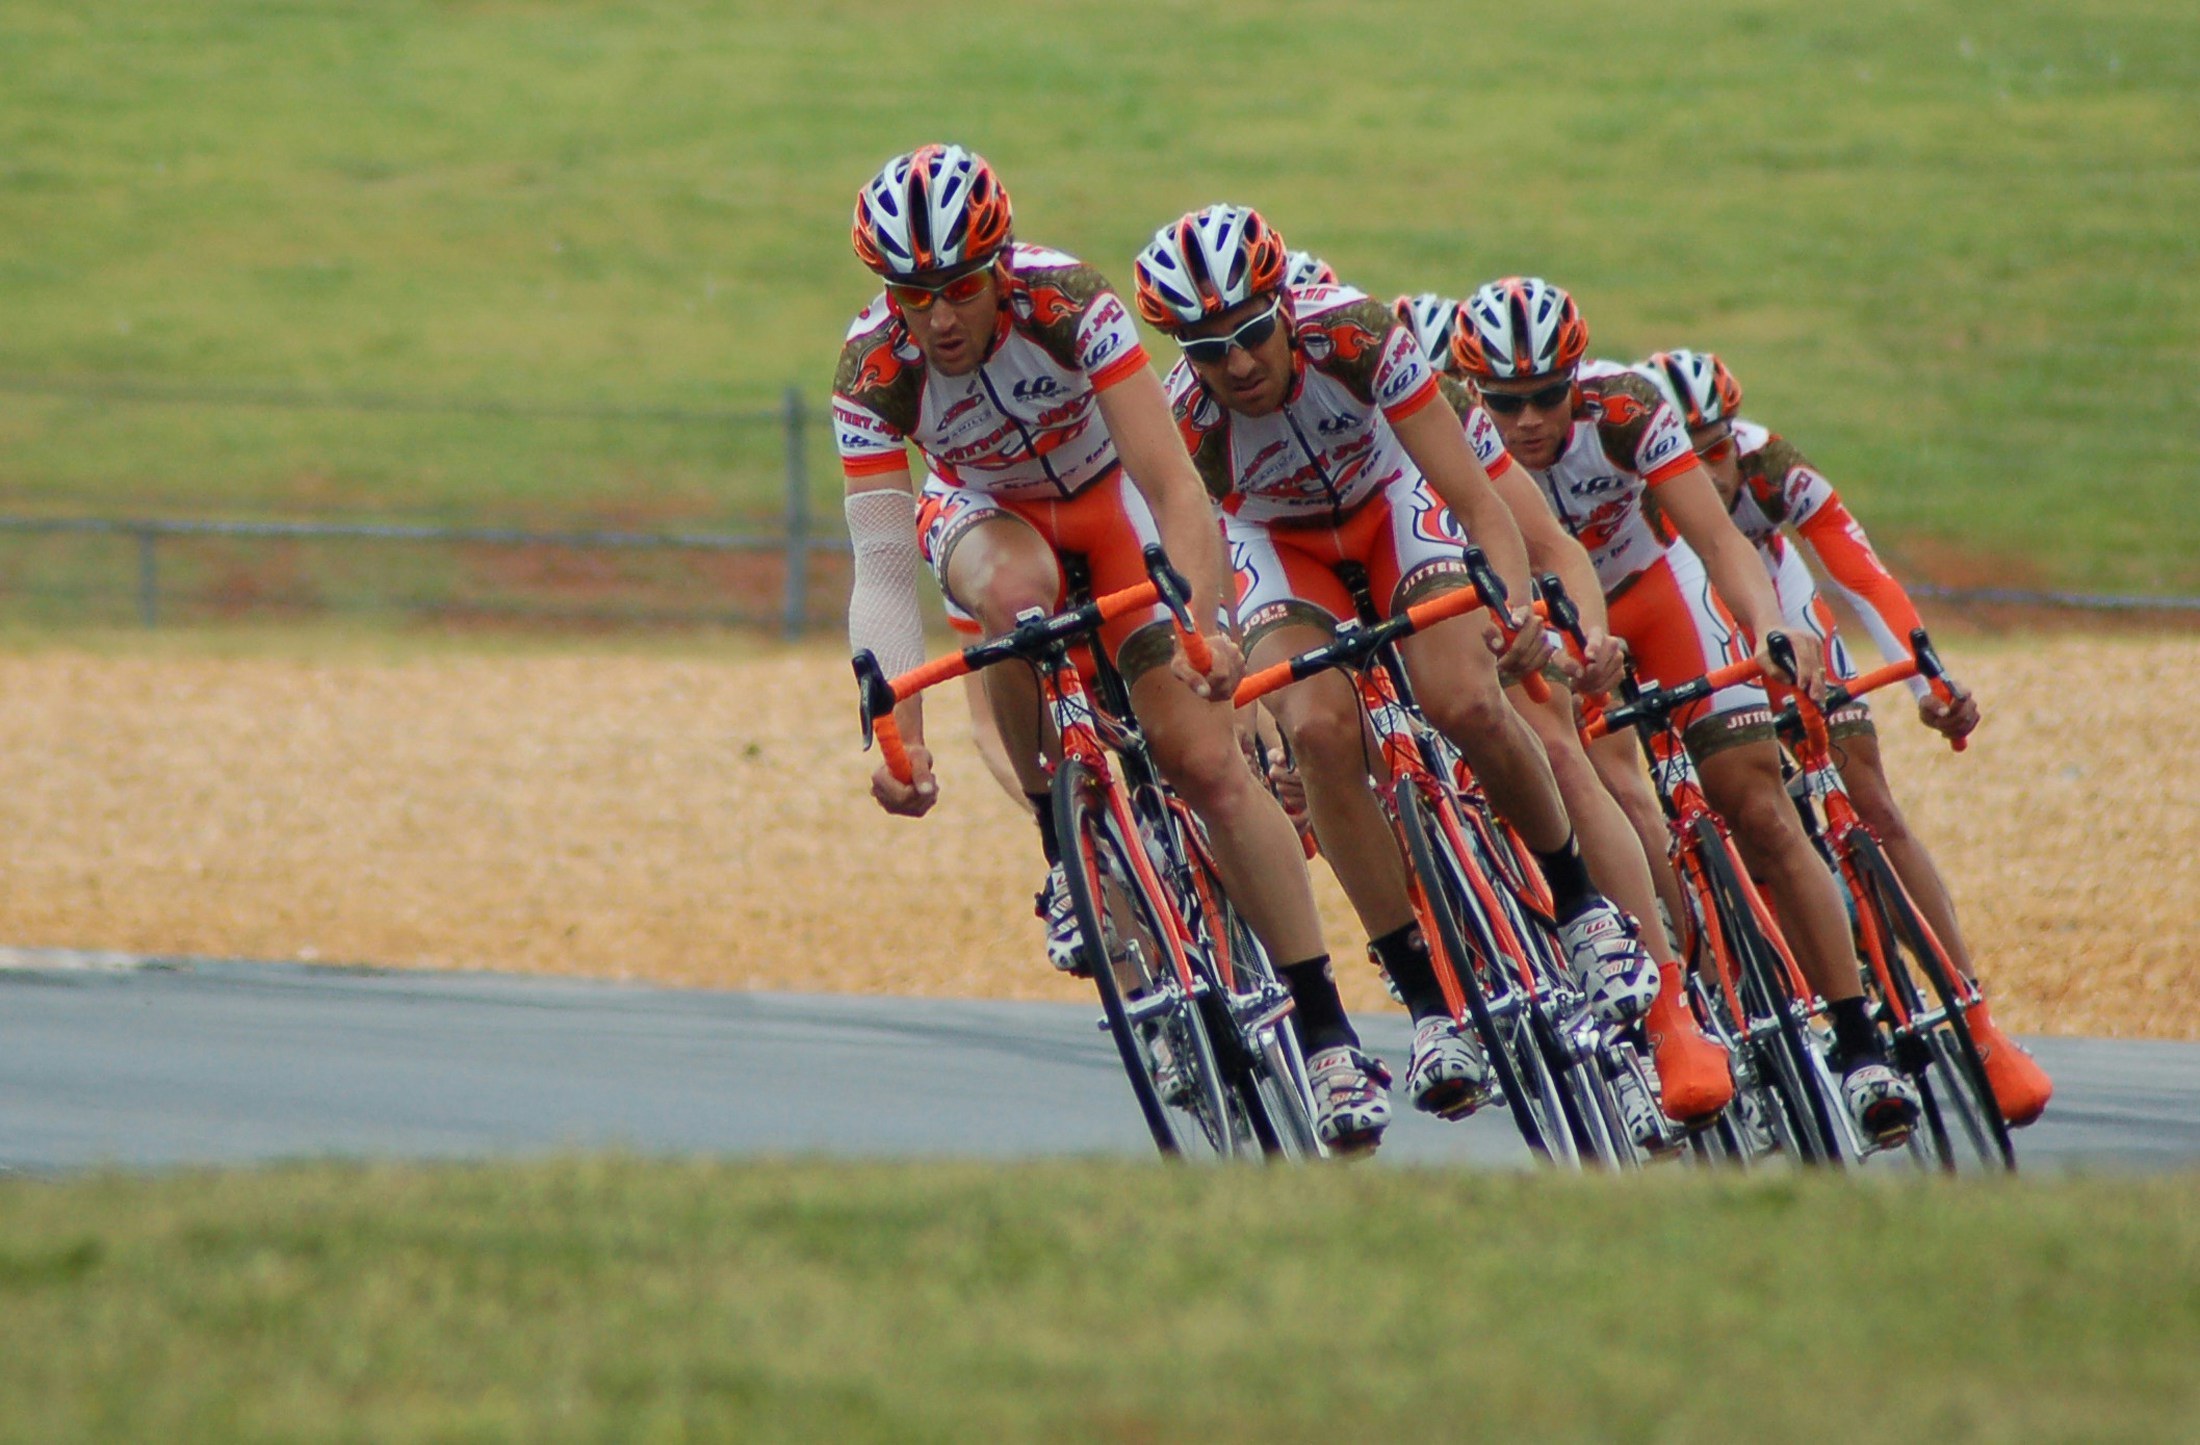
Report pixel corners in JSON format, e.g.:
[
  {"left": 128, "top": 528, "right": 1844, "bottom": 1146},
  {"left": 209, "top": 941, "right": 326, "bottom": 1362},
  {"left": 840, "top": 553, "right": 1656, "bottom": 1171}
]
[
  {"left": 871, "top": 744, "right": 938, "bottom": 817},
  {"left": 1759, "top": 629, "right": 1827, "bottom": 700},
  {"left": 1918, "top": 680, "right": 1980, "bottom": 741},
  {"left": 1173, "top": 628, "right": 1244, "bottom": 701},
  {"left": 1489, "top": 606, "right": 1559, "bottom": 685},
  {"left": 1577, "top": 624, "right": 1626, "bottom": 698}
]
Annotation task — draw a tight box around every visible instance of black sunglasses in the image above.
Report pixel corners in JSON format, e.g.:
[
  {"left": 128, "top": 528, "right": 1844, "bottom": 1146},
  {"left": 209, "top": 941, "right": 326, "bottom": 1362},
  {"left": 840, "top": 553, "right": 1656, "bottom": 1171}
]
[
  {"left": 1179, "top": 301, "right": 1283, "bottom": 365},
  {"left": 1477, "top": 378, "right": 1575, "bottom": 415}
]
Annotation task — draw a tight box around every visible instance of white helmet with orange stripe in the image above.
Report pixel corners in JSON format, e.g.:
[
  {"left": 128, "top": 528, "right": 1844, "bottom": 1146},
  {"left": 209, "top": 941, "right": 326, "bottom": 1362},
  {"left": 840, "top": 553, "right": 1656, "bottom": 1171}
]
[
  {"left": 1392, "top": 293, "right": 1461, "bottom": 375},
  {"left": 1451, "top": 277, "right": 1589, "bottom": 381},
  {"left": 1283, "top": 249, "right": 1338, "bottom": 288},
  {"left": 1132, "top": 204, "right": 1290, "bottom": 332},
  {"left": 850, "top": 144, "right": 1014, "bottom": 280},
  {"left": 1635, "top": 349, "right": 1744, "bottom": 428}
]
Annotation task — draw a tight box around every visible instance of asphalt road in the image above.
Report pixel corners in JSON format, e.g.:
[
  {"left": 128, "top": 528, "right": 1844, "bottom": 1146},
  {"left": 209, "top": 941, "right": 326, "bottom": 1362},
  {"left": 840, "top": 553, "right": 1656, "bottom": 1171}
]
[{"left": 3, "top": 954, "right": 2195, "bottom": 1172}]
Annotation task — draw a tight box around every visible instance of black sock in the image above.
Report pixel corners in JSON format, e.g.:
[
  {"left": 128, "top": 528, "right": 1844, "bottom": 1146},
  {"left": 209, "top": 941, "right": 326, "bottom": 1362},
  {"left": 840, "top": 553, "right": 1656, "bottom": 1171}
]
[
  {"left": 1030, "top": 794, "right": 1061, "bottom": 867},
  {"left": 1280, "top": 956, "right": 1358, "bottom": 1054},
  {"left": 1532, "top": 831, "right": 1597, "bottom": 923},
  {"left": 1828, "top": 996, "right": 1883, "bottom": 1066},
  {"left": 1369, "top": 923, "right": 1449, "bottom": 1022}
]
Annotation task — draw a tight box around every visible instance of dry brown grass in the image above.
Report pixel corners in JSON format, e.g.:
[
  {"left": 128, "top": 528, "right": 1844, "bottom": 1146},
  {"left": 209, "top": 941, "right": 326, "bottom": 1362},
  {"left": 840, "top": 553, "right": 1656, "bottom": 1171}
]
[{"left": 0, "top": 636, "right": 2191, "bottom": 1037}]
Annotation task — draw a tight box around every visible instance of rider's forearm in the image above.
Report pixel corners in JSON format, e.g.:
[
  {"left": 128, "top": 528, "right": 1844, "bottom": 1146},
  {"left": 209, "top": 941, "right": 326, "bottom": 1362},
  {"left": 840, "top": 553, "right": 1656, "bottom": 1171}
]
[
  {"left": 1700, "top": 526, "right": 1786, "bottom": 644},
  {"left": 1491, "top": 464, "right": 1608, "bottom": 632},
  {"left": 1145, "top": 468, "right": 1231, "bottom": 628}
]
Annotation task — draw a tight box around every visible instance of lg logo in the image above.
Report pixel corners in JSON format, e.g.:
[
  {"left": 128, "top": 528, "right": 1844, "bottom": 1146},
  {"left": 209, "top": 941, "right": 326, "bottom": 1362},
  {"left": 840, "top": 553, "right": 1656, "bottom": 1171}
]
[{"left": 1012, "top": 376, "right": 1063, "bottom": 403}]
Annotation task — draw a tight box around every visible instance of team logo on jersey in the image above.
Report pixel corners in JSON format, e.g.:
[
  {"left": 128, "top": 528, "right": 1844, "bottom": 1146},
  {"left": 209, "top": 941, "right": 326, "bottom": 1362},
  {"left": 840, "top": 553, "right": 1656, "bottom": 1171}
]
[
  {"left": 1014, "top": 282, "right": 1082, "bottom": 328},
  {"left": 1407, "top": 490, "right": 1467, "bottom": 548},
  {"left": 1597, "top": 391, "right": 1650, "bottom": 428},
  {"left": 1571, "top": 473, "right": 1630, "bottom": 498},
  {"left": 1314, "top": 408, "right": 1362, "bottom": 437},
  {"left": 939, "top": 392, "right": 985, "bottom": 427},
  {"left": 1081, "top": 329, "right": 1125, "bottom": 369},
  {"left": 1298, "top": 319, "right": 1382, "bottom": 366},
  {"left": 1639, "top": 425, "right": 1689, "bottom": 473},
  {"left": 1574, "top": 498, "right": 1632, "bottom": 552},
  {"left": 849, "top": 339, "right": 907, "bottom": 396},
  {"left": 1012, "top": 376, "right": 1063, "bottom": 403}
]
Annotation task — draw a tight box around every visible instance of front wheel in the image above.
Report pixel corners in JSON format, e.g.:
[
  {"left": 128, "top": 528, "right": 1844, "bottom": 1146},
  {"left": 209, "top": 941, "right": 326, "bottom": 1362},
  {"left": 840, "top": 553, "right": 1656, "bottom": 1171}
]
[{"left": 1055, "top": 759, "right": 1237, "bottom": 1160}]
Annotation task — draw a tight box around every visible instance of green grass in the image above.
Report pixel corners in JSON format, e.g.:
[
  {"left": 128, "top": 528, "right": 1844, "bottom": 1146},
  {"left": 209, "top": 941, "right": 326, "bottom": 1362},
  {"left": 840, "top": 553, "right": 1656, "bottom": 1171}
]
[
  {"left": 0, "top": 1160, "right": 2195, "bottom": 1442},
  {"left": 1, "top": 0, "right": 2195, "bottom": 596}
]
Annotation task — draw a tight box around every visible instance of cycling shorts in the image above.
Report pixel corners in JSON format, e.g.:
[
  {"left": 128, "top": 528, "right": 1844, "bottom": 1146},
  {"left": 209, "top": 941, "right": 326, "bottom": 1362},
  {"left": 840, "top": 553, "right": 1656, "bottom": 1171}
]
[
  {"left": 1609, "top": 540, "right": 1774, "bottom": 761},
  {"left": 917, "top": 468, "right": 1173, "bottom": 676},
  {"left": 1769, "top": 540, "right": 1873, "bottom": 740},
  {"left": 1225, "top": 469, "right": 1471, "bottom": 655}
]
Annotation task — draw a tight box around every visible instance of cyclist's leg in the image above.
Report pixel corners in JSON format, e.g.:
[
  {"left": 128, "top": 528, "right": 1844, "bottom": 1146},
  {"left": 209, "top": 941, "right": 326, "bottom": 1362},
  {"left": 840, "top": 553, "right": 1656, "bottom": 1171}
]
[
  {"left": 1374, "top": 483, "right": 1654, "bottom": 1023},
  {"left": 1616, "top": 544, "right": 1915, "bottom": 1137},
  {"left": 929, "top": 484, "right": 1061, "bottom": 800},
  {"left": 1230, "top": 516, "right": 1480, "bottom": 1117},
  {"left": 1587, "top": 728, "right": 1691, "bottom": 947},
  {"left": 1519, "top": 685, "right": 1733, "bottom": 1118}
]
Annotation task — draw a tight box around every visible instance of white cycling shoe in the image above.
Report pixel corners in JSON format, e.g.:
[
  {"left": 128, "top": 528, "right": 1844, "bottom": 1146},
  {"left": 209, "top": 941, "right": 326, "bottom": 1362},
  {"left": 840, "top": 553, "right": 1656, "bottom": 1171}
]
[
  {"left": 1306, "top": 1046, "right": 1393, "bottom": 1154},
  {"left": 1035, "top": 864, "right": 1087, "bottom": 976},
  {"left": 1557, "top": 901, "right": 1659, "bottom": 1025},
  {"left": 1405, "top": 1015, "right": 1494, "bottom": 1120},
  {"left": 1842, "top": 1058, "right": 1921, "bottom": 1145}
]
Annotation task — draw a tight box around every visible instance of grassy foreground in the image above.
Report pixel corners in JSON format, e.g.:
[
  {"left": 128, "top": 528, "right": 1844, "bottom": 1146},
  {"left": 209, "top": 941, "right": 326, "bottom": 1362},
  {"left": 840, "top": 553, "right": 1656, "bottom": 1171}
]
[
  {"left": 0, "top": 1, "right": 2195, "bottom": 593},
  {"left": 1, "top": 1160, "right": 2195, "bottom": 1442}
]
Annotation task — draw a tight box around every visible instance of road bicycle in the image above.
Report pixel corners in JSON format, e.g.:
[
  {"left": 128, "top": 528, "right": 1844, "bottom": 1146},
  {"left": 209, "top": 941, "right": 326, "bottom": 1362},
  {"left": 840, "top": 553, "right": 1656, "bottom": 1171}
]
[
  {"left": 1582, "top": 630, "right": 1852, "bottom": 1167},
  {"left": 1235, "top": 552, "right": 1655, "bottom": 1167},
  {"left": 1773, "top": 629, "right": 2016, "bottom": 1172},
  {"left": 855, "top": 546, "right": 1322, "bottom": 1160}
]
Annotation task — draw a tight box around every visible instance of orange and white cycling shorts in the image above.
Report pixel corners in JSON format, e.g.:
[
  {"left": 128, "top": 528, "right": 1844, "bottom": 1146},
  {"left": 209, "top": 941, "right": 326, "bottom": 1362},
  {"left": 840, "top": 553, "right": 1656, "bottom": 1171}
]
[
  {"left": 1225, "top": 469, "right": 1471, "bottom": 653},
  {"left": 1767, "top": 539, "right": 1873, "bottom": 739},
  {"left": 1609, "top": 540, "right": 1775, "bottom": 760},
  {"left": 917, "top": 467, "right": 1172, "bottom": 672}
]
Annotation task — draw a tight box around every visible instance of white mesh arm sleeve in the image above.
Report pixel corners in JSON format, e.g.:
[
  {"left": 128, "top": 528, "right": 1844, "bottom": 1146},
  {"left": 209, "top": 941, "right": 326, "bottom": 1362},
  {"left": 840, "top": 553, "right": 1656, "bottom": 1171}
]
[{"left": 844, "top": 488, "right": 929, "bottom": 681}]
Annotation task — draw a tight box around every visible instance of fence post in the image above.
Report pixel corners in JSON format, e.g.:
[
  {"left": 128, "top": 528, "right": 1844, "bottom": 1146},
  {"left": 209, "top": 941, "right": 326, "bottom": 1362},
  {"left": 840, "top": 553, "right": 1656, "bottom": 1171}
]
[
  {"left": 781, "top": 385, "right": 810, "bottom": 639},
  {"left": 136, "top": 526, "right": 159, "bottom": 628}
]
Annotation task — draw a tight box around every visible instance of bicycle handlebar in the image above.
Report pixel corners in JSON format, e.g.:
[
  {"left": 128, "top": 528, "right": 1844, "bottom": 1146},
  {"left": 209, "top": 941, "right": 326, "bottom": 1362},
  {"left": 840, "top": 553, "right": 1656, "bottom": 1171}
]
[
  {"left": 1816, "top": 626, "right": 1968, "bottom": 753},
  {"left": 1582, "top": 650, "right": 1777, "bottom": 740},
  {"left": 1233, "top": 547, "right": 1549, "bottom": 707},
  {"left": 854, "top": 546, "right": 1216, "bottom": 784}
]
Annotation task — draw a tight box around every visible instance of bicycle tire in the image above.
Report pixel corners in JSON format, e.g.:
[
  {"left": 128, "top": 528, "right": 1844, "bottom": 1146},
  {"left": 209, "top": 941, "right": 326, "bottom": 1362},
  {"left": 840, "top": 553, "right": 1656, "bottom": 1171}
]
[
  {"left": 1395, "top": 779, "right": 1575, "bottom": 1164},
  {"left": 1055, "top": 759, "right": 1238, "bottom": 1160},
  {"left": 1691, "top": 816, "right": 1846, "bottom": 1166},
  {"left": 1847, "top": 832, "right": 2015, "bottom": 1172},
  {"left": 1191, "top": 857, "right": 1324, "bottom": 1159}
]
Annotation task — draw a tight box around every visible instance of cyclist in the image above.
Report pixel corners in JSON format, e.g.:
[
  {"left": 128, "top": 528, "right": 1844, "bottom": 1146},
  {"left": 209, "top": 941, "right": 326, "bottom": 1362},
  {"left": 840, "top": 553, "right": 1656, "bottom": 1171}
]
[
  {"left": 1391, "top": 287, "right": 1735, "bottom": 1126},
  {"left": 1133, "top": 206, "right": 1697, "bottom": 1124},
  {"left": 1633, "top": 348, "right": 2053, "bottom": 1126},
  {"left": 835, "top": 147, "right": 1391, "bottom": 1152},
  {"left": 1451, "top": 277, "right": 1922, "bottom": 1144}
]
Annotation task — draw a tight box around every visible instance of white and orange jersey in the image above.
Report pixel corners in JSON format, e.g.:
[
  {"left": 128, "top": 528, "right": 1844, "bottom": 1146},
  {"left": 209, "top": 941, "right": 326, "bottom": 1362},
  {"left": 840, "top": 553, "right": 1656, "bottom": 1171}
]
[
  {"left": 1482, "top": 358, "right": 1698, "bottom": 596},
  {"left": 1729, "top": 418, "right": 1931, "bottom": 698},
  {"left": 1163, "top": 284, "right": 1444, "bottom": 525},
  {"left": 830, "top": 242, "right": 1149, "bottom": 499}
]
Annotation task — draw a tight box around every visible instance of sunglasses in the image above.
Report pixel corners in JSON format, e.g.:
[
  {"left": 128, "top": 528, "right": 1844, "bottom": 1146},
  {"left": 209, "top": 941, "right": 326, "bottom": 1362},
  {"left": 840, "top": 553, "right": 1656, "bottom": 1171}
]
[
  {"left": 1694, "top": 431, "right": 1737, "bottom": 464},
  {"left": 1476, "top": 378, "right": 1575, "bottom": 415},
  {"left": 886, "top": 268, "right": 993, "bottom": 312},
  {"left": 1179, "top": 301, "right": 1284, "bottom": 365}
]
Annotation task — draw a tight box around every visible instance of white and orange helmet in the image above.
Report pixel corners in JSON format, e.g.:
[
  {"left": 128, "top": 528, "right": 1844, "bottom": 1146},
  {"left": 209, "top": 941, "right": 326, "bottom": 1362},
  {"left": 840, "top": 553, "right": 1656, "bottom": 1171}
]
[
  {"left": 1392, "top": 293, "right": 1462, "bottom": 375},
  {"left": 850, "top": 144, "right": 1014, "bottom": 280},
  {"left": 1283, "top": 249, "right": 1338, "bottom": 288},
  {"left": 1637, "top": 349, "right": 1744, "bottom": 428},
  {"left": 1451, "top": 277, "right": 1590, "bottom": 380},
  {"left": 1133, "top": 204, "right": 1290, "bottom": 332}
]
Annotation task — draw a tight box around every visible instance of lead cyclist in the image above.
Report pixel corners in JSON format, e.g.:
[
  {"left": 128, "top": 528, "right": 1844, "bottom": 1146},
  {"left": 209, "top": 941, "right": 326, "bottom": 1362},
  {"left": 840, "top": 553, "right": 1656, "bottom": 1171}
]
[
  {"left": 834, "top": 147, "right": 1388, "bottom": 1152},
  {"left": 1633, "top": 348, "right": 2053, "bottom": 1128}
]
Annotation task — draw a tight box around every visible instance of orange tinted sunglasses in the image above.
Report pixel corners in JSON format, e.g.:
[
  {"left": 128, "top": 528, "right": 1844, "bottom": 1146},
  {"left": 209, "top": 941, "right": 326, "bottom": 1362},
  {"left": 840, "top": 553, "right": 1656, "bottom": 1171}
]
[
  {"left": 1695, "top": 431, "right": 1737, "bottom": 464},
  {"left": 886, "top": 268, "right": 993, "bottom": 312}
]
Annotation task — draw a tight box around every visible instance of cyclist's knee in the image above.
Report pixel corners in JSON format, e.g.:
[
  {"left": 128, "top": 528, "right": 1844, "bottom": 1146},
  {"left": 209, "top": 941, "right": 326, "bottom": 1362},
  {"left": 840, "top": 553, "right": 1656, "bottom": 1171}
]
[
  {"left": 1281, "top": 696, "right": 1364, "bottom": 776},
  {"left": 1421, "top": 686, "right": 1511, "bottom": 749},
  {"left": 1157, "top": 730, "right": 1255, "bottom": 813}
]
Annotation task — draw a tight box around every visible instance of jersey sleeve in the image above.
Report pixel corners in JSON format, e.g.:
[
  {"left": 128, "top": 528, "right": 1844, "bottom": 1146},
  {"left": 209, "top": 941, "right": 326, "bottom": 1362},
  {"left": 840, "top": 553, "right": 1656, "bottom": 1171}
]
[
  {"left": 831, "top": 303, "right": 920, "bottom": 480},
  {"left": 1302, "top": 296, "right": 1437, "bottom": 419},
  {"left": 1440, "top": 378, "right": 1515, "bottom": 479},
  {"left": 1013, "top": 262, "right": 1150, "bottom": 392},
  {"left": 1785, "top": 466, "right": 1931, "bottom": 696},
  {"left": 1165, "top": 360, "right": 1236, "bottom": 503},
  {"left": 1592, "top": 371, "right": 1696, "bottom": 485}
]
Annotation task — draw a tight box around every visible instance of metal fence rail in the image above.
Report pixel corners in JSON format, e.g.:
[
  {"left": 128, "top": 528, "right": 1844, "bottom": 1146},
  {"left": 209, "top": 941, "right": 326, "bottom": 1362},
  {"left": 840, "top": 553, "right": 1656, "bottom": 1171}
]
[{"left": 0, "top": 385, "right": 847, "bottom": 636}]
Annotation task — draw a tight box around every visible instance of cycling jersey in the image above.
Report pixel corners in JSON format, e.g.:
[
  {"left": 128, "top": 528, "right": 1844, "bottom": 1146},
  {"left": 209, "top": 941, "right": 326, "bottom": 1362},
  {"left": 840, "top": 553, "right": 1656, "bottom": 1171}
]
[
  {"left": 1728, "top": 419, "right": 1930, "bottom": 701},
  {"left": 832, "top": 243, "right": 1148, "bottom": 497},
  {"left": 1165, "top": 284, "right": 1444, "bottom": 526},
  {"left": 1460, "top": 359, "right": 1699, "bottom": 597}
]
